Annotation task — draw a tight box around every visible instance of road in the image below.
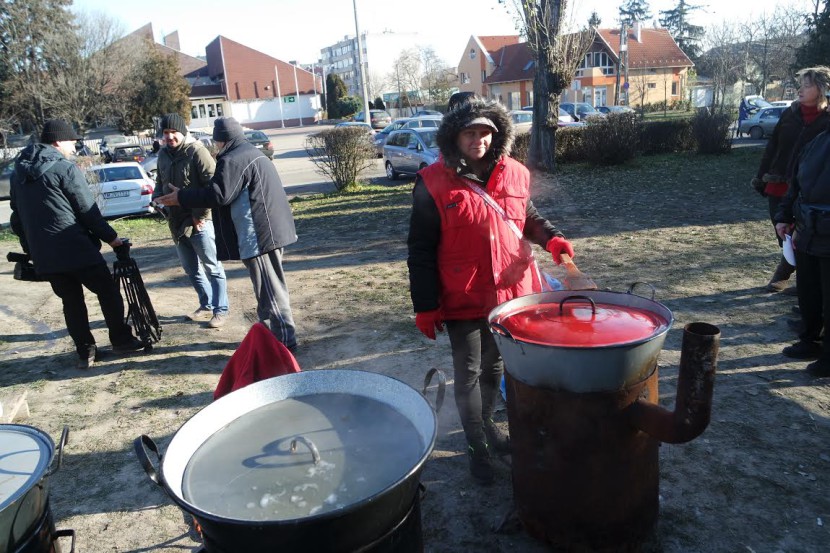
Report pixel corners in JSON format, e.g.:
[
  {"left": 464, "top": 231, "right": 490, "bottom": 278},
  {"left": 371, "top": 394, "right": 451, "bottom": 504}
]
[{"left": 0, "top": 125, "right": 387, "bottom": 228}]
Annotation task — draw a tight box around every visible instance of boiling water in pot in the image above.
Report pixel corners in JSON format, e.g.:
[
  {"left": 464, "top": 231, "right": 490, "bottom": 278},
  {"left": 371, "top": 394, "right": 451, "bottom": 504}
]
[{"left": 181, "top": 393, "right": 424, "bottom": 521}]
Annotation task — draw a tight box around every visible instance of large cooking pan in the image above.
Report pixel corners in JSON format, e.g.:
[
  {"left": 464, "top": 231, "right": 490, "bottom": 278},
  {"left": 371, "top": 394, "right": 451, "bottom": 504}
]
[
  {"left": 488, "top": 286, "right": 673, "bottom": 393},
  {"left": 135, "top": 369, "right": 444, "bottom": 552},
  {"left": 0, "top": 425, "right": 69, "bottom": 553}
]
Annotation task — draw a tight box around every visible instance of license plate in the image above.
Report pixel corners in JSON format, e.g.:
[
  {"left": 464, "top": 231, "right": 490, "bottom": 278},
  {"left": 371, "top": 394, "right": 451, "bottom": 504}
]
[{"left": 103, "top": 191, "right": 130, "bottom": 199}]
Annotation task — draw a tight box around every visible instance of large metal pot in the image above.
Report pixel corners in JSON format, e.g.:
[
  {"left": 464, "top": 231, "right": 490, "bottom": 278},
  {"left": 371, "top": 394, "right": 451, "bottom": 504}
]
[
  {"left": 488, "top": 287, "right": 673, "bottom": 392},
  {"left": 135, "top": 369, "right": 444, "bottom": 553},
  {"left": 0, "top": 425, "right": 69, "bottom": 553}
]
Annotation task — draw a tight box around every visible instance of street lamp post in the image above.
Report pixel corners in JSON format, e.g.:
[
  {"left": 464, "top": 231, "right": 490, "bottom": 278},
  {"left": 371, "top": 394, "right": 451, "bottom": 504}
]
[{"left": 353, "top": 0, "right": 371, "bottom": 124}]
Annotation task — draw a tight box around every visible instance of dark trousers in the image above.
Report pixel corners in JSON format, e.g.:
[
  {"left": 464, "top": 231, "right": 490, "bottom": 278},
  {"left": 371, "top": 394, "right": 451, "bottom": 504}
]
[
  {"left": 47, "top": 263, "right": 133, "bottom": 358},
  {"left": 445, "top": 319, "right": 503, "bottom": 447},
  {"left": 242, "top": 248, "right": 297, "bottom": 349},
  {"left": 795, "top": 250, "right": 830, "bottom": 360}
]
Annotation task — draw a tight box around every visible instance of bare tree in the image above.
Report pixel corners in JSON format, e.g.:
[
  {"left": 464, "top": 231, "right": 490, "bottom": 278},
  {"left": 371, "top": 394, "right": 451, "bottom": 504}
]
[
  {"left": 500, "top": 0, "right": 595, "bottom": 171},
  {"left": 389, "top": 49, "right": 423, "bottom": 115},
  {"left": 739, "top": 5, "right": 807, "bottom": 96},
  {"left": 697, "top": 22, "right": 745, "bottom": 110},
  {"left": 419, "top": 46, "right": 457, "bottom": 105}
]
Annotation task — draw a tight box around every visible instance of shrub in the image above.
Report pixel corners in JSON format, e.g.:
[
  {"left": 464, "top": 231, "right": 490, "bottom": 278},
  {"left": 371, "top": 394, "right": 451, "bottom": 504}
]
[
  {"left": 373, "top": 97, "right": 386, "bottom": 110},
  {"left": 337, "top": 96, "right": 362, "bottom": 119},
  {"left": 304, "top": 127, "right": 376, "bottom": 191},
  {"left": 640, "top": 119, "right": 695, "bottom": 155},
  {"left": 555, "top": 126, "right": 587, "bottom": 163},
  {"left": 580, "top": 113, "right": 642, "bottom": 165},
  {"left": 692, "top": 110, "right": 732, "bottom": 155},
  {"left": 511, "top": 131, "right": 530, "bottom": 165}
]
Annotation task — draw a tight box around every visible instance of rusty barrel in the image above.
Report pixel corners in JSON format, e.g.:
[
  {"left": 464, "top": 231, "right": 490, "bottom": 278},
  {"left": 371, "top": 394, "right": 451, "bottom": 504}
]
[{"left": 505, "top": 368, "right": 660, "bottom": 551}]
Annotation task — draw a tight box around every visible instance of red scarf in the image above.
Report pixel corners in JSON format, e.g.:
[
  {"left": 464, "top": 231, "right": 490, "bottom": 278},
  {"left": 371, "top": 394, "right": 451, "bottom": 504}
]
[{"left": 801, "top": 103, "right": 821, "bottom": 126}]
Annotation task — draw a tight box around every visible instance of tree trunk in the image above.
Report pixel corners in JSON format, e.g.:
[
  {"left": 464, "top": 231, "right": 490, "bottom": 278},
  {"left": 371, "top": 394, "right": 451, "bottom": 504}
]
[{"left": 529, "top": 63, "right": 557, "bottom": 172}]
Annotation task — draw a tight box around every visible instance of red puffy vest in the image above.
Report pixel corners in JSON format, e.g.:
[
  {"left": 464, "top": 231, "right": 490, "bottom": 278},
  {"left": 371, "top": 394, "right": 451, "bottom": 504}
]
[{"left": 420, "top": 157, "right": 540, "bottom": 320}]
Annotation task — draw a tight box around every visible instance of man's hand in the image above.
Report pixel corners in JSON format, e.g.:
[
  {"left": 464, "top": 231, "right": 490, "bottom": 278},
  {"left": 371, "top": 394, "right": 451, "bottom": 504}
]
[
  {"left": 109, "top": 237, "right": 123, "bottom": 248},
  {"left": 193, "top": 217, "right": 205, "bottom": 231},
  {"left": 415, "top": 309, "right": 444, "bottom": 340},
  {"left": 775, "top": 222, "right": 793, "bottom": 241},
  {"left": 546, "top": 236, "right": 575, "bottom": 265},
  {"left": 155, "top": 184, "right": 180, "bottom": 207}
]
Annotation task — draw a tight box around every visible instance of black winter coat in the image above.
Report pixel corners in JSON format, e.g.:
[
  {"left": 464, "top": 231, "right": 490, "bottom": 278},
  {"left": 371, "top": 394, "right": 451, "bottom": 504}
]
[
  {"left": 756, "top": 104, "right": 830, "bottom": 183},
  {"left": 10, "top": 144, "right": 116, "bottom": 274},
  {"left": 775, "top": 130, "right": 830, "bottom": 257},
  {"left": 177, "top": 136, "right": 297, "bottom": 261}
]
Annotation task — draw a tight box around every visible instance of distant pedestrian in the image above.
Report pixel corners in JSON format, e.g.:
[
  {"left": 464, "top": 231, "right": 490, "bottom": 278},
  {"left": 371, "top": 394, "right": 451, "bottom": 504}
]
[
  {"left": 154, "top": 117, "right": 299, "bottom": 351},
  {"left": 9, "top": 119, "right": 145, "bottom": 369},
  {"left": 736, "top": 97, "right": 750, "bottom": 137},
  {"left": 153, "top": 113, "right": 229, "bottom": 328}
]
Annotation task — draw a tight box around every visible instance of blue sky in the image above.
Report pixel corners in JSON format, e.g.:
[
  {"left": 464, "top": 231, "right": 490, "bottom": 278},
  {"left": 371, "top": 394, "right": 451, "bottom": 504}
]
[{"left": 71, "top": 0, "right": 809, "bottom": 67}]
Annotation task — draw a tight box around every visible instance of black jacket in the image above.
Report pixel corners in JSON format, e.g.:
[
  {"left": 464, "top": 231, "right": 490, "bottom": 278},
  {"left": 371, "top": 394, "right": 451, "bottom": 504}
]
[
  {"left": 177, "top": 136, "right": 297, "bottom": 261},
  {"left": 10, "top": 144, "right": 116, "bottom": 274},
  {"left": 775, "top": 130, "right": 830, "bottom": 257},
  {"left": 756, "top": 103, "right": 830, "bottom": 183}
]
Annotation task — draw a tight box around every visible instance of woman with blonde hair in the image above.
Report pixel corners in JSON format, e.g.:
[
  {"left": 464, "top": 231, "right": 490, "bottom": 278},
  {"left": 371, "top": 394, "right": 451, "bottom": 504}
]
[{"left": 752, "top": 66, "right": 830, "bottom": 293}]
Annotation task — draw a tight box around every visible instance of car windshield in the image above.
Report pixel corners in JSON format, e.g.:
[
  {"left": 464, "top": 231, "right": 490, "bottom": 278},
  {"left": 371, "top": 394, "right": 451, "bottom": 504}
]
[
  {"left": 512, "top": 112, "right": 533, "bottom": 124},
  {"left": 116, "top": 147, "right": 142, "bottom": 155},
  {"left": 245, "top": 131, "right": 268, "bottom": 141},
  {"left": 419, "top": 131, "right": 438, "bottom": 149},
  {"left": 91, "top": 166, "right": 143, "bottom": 182}
]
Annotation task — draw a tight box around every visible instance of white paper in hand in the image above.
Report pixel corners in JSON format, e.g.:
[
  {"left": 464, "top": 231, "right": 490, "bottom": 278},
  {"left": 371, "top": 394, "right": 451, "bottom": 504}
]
[{"left": 783, "top": 234, "right": 796, "bottom": 266}]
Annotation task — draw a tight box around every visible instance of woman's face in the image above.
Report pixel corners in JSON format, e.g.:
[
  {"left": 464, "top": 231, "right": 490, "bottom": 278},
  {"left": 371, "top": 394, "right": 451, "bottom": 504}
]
[
  {"left": 798, "top": 77, "right": 821, "bottom": 106},
  {"left": 456, "top": 126, "right": 493, "bottom": 163}
]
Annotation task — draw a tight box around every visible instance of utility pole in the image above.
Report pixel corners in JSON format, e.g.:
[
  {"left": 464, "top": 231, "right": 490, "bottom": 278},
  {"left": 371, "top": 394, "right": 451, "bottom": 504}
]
[{"left": 353, "top": 0, "right": 371, "bottom": 123}]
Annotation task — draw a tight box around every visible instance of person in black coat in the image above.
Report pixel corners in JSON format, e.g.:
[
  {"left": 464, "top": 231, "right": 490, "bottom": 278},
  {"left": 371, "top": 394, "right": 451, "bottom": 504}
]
[
  {"left": 155, "top": 117, "right": 299, "bottom": 351},
  {"left": 10, "top": 120, "right": 145, "bottom": 369}
]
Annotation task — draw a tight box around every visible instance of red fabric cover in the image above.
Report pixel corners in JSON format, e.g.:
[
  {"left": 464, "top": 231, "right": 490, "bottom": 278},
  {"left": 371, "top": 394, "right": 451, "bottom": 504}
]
[
  {"left": 419, "top": 156, "right": 538, "bottom": 320},
  {"left": 213, "top": 322, "right": 300, "bottom": 400}
]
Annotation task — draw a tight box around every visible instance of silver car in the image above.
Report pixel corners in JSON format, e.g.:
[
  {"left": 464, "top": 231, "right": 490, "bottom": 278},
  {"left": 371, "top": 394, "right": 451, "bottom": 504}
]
[
  {"left": 739, "top": 106, "right": 786, "bottom": 139},
  {"left": 383, "top": 128, "right": 439, "bottom": 180}
]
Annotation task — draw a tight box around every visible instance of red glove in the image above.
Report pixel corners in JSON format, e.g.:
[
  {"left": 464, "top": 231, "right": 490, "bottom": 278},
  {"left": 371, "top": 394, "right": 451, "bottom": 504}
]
[
  {"left": 415, "top": 309, "right": 444, "bottom": 340},
  {"left": 546, "top": 236, "right": 575, "bottom": 265}
]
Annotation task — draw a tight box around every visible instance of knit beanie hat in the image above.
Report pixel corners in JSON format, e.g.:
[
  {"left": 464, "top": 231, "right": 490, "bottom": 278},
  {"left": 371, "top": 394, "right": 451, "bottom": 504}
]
[
  {"left": 40, "top": 119, "right": 81, "bottom": 143},
  {"left": 161, "top": 113, "right": 188, "bottom": 135},
  {"left": 213, "top": 117, "right": 244, "bottom": 142}
]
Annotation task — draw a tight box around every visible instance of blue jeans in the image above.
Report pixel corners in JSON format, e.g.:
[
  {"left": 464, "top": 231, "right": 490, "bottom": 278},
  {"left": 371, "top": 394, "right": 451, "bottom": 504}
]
[{"left": 176, "top": 220, "right": 229, "bottom": 314}]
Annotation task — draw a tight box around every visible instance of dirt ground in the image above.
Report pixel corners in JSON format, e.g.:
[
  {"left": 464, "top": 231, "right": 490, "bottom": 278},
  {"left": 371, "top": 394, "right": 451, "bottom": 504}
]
[{"left": 1, "top": 147, "right": 829, "bottom": 552}]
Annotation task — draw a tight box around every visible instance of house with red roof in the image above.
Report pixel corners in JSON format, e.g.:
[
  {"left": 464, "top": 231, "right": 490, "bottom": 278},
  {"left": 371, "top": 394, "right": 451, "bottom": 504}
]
[
  {"left": 456, "top": 35, "right": 520, "bottom": 97},
  {"left": 473, "top": 24, "right": 693, "bottom": 110}
]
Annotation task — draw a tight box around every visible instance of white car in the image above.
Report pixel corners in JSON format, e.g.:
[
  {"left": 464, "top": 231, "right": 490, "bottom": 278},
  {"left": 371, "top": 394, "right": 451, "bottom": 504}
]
[
  {"left": 86, "top": 162, "right": 155, "bottom": 218},
  {"left": 769, "top": 100, "right": 793, "bottom": 108}
]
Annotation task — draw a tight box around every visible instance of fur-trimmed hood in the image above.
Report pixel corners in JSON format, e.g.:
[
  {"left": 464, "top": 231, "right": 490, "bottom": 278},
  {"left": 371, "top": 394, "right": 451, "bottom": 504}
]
[{"left": 436, "top": 98, "right": 514, "bottom": 169}]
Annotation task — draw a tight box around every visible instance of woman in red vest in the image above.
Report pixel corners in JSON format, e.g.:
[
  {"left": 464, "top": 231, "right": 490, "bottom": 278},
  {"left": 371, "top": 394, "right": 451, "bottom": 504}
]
[{"left": 407, "top": 96, "right": 575, "bottom": 484}]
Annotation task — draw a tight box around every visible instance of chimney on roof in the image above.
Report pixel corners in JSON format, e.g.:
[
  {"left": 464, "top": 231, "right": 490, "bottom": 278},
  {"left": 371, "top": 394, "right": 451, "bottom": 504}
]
[
  {"left": 633, "top": 21, "right": 641, "bottom": 43},
  {"left": 163, "top": 31, "right": 180, "bottom": 51}
]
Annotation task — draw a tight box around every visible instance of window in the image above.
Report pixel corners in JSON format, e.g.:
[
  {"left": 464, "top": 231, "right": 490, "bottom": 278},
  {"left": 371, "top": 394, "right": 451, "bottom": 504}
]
[
  {"left": 671, "top": 81, "right": 678, "bottom": 96},
  {"left": 647, "top": 83, "right": 657, "bottom": 89},
  {"left": 191, "top": 106, "right": 199, "bottom": 119},
  {"left": 482, "top": 70, "right": 487, "bottom": 81},
  {"left": 407, "top": 134, "right": 419, "bottom": 149},
  {"left": 460, "top": 72, "right": 470, "bottom": 84},
  {"left": 509, "top": 91, "right": 520, "bottom": 110},
  {"left": 199, "top": 105, "right": 206, "bottom": 118},
  {"left": 208, "top": 104, "right": 216, "bottom": 118},
  {"left": 470, "top": 48, "right": 476, "bottom": 59},
  {"left": 526, "top": 91, "right": 533, "bottom": 106},
  {"left": 216, "top": 104, "right": 224, "bottom": 117}
]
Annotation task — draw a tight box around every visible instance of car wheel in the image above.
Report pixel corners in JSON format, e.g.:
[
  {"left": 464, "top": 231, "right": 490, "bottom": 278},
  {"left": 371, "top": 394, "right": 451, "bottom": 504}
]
[
  {"left": 749, "top": 126, "right": 764, "bottom": 140},
  {"left": 385, "top": 161, "right": 398, "bottom": 180},
  {"left": 418, "top": 163, "right": 428, "bottom": 171}
]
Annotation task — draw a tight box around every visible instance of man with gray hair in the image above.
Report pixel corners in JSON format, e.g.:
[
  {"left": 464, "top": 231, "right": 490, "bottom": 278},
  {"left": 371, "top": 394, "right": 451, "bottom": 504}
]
[{"left": 155, "top": 117, "right": 298, "bottom": 351}]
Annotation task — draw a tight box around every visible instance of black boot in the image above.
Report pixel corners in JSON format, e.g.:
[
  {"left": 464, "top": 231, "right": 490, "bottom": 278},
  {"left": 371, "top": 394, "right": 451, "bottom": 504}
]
[
  {"left": 483, "top": 419, "right": 510, "bottom": 454},
  {"left": 766, "top": 257, "right": 795, "bottom": 292},
  {"left": 468, "top": 441, "right": 495, "bottom": 485}
]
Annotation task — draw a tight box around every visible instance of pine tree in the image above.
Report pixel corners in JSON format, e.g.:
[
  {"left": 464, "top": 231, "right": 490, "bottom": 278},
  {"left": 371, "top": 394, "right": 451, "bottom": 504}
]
[
  {"left": 326, "top": 73, "right": 347, "bottom": 118},
  {"left": 588, "top": 10, "right": 602, "bottom": 28},
  {"left": 795, "top": 0, "right": 830, "bottom": 68},
  {"left": 120, "top": 47, "right": 192, "bottom": 133},
  {"left": 619, "top": 0, "right": 651, "bottom": 24},
  {"left": 659, "top": 0, "right": 705, "bottom": 60}
]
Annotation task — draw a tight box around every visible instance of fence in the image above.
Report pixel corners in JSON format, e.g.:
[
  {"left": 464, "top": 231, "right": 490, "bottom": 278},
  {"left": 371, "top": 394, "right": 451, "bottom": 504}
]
[{"left": 2, "top": 135, "right": 155, "bottom": 159}]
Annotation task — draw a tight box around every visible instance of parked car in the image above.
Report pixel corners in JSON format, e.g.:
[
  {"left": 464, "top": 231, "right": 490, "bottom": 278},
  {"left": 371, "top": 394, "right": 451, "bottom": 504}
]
[
  {"left": 140, "top": 153, "right": 158, "bottom": 180},
  {"left": 383, "top": 128, "right": 439, "bottom": 180},
  {"left": 335, "top": 121, "right": 376, "bottom": 135},
  {"left": 373, "top": 120, "right": 410, "bottom": 157},
  {"left": 769, "top": 100, "right": 793, "bottom": 108},
  {"left": 401, "top": 116, "right": 442, "bottom": 130},
  {"left": 0, "top": 159, "right": 12, "bottom": 201},
  {"left": 509, "top": 110, "right": 533, "bottom": 134},
  {"left": 99, "top": 135, "right": 131, "bottom": 162},
  {"left": 597, "top": 105, "right": 635, "bottom": 114},
  {"left": 244, "top": 130, "right": 274, "bottom": 158},
  {"left": 110, "top": 144, "right": 145, "bottom": 164},
  {"left": 412, "top": 110, "right": 442, "bottom": 117},
  {"left": 739, "top": 106, "right": 787, "bottom": 139},
  {"left": 742, "top": 95, "right": 772, "bottom": 116},
  {"left": 86, "top": 162, "right": 155, "bottom": 218},
  {"left": 354, "top": 110, "right": 393, "bottom": 129},
  {"left": 560, "top": 102, "right": 603, "bottom": 122}
]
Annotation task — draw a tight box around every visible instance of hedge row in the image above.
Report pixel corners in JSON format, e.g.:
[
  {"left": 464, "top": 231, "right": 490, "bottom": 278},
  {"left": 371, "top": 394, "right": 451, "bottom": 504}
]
[{"left": 511, "top": 110, "right": 731, "bottom": 166}]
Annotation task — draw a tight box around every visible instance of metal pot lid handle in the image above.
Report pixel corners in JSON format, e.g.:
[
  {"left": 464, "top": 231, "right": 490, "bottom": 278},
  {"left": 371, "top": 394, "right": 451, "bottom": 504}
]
[
  {"left": 290, "top": 436, "right": 321, "bottom": 465},
  {"left": 46, "top": 426, "right": 70, "bottom": 477},
  {"left": 422, "top": 368, "right": 446, "bottom": 414},
  {"left": 133, "top": 435, "right": 163, "bottom": 486},
  {"left": 54, "top": 529, "right": 76, "bottom": 553},
  {"left": 627, "top": 282, "right": 656, "bottom": 300},
  {"left": 559, "top": 295, "right": 597, "bottom": 316},
  {"left": 489, "top": 322, "right": 516, "bottom": 343}
]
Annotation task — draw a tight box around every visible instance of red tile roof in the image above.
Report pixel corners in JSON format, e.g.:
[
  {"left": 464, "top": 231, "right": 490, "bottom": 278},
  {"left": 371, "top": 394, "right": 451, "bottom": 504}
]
[
  {"left": 484, "top": 42, "right": 534, "bottom": 85},
  {"left": 596, "top": 28, "right": 693, "bottom": 69},
  {"left": 478, "top": 35, "right": 520, "bottom": 57}
]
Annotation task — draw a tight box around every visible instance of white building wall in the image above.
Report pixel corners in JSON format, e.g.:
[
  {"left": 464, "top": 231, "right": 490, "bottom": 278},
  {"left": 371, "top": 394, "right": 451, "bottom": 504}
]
[{"left": 228, "top": 95, "right": 320, "bottom": 126}]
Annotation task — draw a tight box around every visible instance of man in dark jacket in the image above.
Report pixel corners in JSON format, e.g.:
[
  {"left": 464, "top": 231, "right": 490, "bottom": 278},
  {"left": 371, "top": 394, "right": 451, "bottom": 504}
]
[
  {"left": 10, "top": 119, "right": 145, "bottom": 369},
  {"left": 407, "top": 97, "right": 575, "bottom": 484},
  {"left": 155, "top": 117, "right": 298, "bottom": 351},
  {"left": 153, "top": 113, "right": 229, "bottom": 328}
]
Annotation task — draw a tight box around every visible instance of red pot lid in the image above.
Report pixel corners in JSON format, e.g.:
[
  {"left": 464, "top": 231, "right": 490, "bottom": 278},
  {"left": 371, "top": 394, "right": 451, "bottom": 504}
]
[{"left": 495, "top": 299, "right": 669, "bottom": 347}]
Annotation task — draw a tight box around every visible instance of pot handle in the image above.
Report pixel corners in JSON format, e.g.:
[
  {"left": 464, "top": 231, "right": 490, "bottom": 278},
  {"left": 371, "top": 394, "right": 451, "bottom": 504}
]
[
  {"left": 559, "top": 295, "right": 596, "bottom": 315},
  {"left": 489, "top": 322, "right": 516, "bottom": 343},
  {"left": 627, "top": 282, "right": 656, "bottom": 300},
  {"left": 54, "top": 529, "right": 76, "bottom": 553},
  {"left": 133, "top": 435, "right": 163, "bottom": 486},
  {"left": 290, "top": 436, "right": 321, "bottom": 465},
  {"left": 46, "top": 426, "right": 70, "bottom": 477},
  {"left": 422, "top": 368, "right": 446, "bottom": 414}
]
